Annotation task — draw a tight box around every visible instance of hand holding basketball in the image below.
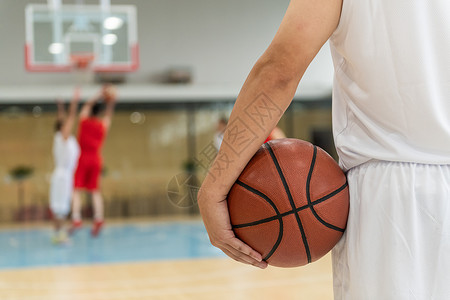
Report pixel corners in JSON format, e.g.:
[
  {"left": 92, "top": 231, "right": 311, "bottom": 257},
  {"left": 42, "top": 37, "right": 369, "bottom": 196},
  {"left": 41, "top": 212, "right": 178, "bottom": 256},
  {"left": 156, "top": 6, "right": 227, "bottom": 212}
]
[
  {"left": 102, "top": 84, "right": 117, "bottom": 103},
  {"left": 198, "top": 185, "right": 268, "bottom": 269}
]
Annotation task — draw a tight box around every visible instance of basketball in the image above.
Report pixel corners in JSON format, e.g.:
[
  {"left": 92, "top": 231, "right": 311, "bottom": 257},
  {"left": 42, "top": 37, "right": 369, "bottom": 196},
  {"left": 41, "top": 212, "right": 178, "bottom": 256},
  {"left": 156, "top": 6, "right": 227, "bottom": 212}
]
[
  {"left": 227, "top": 138, "right": 349, "bottom": 268},
  {"left": 102, "top": 84, "right": 117, "bottom": 102}
]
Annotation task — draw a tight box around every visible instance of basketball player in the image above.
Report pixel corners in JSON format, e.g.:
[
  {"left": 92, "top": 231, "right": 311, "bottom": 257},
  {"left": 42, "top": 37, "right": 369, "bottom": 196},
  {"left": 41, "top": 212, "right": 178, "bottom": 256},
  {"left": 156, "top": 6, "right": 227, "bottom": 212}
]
[
  {"left": 198, "top": 0, "right": 450, "bottom": 299},
  {"left": 49, "top": 88, "right": 80, "bottom": 244},
  {"left": 70, "top": 85, "right": 117, "bottom": 237},
  {"left": 214, "top": 117, "right": 228, "bottom": 150}
]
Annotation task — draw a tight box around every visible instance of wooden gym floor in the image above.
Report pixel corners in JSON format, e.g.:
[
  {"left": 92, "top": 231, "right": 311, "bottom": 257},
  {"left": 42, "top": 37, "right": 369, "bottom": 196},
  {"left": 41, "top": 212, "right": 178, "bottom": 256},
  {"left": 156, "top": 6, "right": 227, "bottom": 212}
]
[{"left": 0, "top": 218, "right": 333, "bottom": 300}]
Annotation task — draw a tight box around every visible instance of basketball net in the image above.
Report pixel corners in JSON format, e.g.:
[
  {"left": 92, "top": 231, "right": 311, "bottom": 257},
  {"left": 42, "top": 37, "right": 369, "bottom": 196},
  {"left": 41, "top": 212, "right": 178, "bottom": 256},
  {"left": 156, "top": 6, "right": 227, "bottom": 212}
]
[{"left": 70, "top": 53, "right": 95, "bottom": 87}]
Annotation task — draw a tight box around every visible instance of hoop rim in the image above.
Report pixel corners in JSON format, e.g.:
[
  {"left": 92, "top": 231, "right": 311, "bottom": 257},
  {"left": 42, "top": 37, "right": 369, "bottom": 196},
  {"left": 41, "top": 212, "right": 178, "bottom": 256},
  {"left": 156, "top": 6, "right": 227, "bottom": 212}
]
[
  {"left": 24, "top": 43, "right": 139, "bottom": 72},
  {"left": 70, "top": 53, "right": 95, "bottom": 70}
]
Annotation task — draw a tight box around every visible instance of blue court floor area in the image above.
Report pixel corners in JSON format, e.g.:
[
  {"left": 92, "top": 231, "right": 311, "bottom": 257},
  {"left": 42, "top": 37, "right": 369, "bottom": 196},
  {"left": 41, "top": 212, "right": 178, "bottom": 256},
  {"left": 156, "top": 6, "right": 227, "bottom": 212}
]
[{"left": 0, "top": 219, "right": 225, "bottom": 270}]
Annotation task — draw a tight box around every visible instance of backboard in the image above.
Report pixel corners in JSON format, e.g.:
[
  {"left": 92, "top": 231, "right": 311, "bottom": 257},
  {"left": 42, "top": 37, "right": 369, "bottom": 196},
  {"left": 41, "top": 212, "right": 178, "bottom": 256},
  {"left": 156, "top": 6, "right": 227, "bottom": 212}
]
[{"left": 25, "top": 4, "right": 138, "bottom": 72}]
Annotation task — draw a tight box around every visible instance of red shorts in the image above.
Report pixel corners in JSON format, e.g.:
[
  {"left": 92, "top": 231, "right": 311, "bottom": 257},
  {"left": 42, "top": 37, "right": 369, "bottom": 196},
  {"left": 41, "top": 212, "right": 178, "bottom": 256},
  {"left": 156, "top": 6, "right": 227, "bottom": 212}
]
[{"left": 74, "top": 154, "right": 102, "bottom": 191}]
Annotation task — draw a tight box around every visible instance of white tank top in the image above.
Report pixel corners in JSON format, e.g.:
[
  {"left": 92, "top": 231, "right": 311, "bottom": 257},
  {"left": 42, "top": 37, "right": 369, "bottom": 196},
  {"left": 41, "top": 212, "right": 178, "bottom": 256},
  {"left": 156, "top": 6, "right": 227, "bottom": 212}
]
[
  {"left": 329, "top": 0, "right": 450, "bottom": 171},
  {"left": 53, "top": 132, "right": 80, "bottom": 171}
]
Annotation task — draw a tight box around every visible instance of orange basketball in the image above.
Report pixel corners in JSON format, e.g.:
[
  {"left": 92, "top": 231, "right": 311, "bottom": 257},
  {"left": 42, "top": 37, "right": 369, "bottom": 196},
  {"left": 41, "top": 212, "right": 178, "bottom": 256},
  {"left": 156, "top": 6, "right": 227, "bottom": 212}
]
[
  {"left": 102, "top": 84, "right": 117, "bottom": 102},
  {"left": 228, "top": 138, "right": 349, "bottom": 268}
]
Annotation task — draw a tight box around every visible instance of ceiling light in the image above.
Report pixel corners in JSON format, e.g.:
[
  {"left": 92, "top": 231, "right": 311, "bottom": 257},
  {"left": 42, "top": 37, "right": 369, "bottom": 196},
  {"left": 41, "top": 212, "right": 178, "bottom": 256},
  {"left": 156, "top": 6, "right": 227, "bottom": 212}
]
[
  {"left": 103, "top": 17, "right": 124, "bottom": 30},
  {"left": 48, "top": 43, "right": 64, "bottom": 54},
  {"left": 102, "top": 34, "right": 118, "bottom": 45}
]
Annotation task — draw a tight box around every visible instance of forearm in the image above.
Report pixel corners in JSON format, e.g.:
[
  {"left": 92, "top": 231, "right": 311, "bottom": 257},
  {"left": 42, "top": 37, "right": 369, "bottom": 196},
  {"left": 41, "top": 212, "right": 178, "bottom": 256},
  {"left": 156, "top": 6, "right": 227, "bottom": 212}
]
[
  {"left": 61, "top": 93, "right": 80, "bottom": 138},
  {"left": 56, "top": 99, "right": 66, "bottom": 121},
  {"left": 104, "top": 101, "right": 115, "bottom": 117},
  {"left": 102, "top": 101, "right": 116, "bottom": 129},
  {"left": 68, "top": 89, "right": 80, "bottom": 119},
  {"left": 201, "top": 56, "right": 304, "bottom": 198}
]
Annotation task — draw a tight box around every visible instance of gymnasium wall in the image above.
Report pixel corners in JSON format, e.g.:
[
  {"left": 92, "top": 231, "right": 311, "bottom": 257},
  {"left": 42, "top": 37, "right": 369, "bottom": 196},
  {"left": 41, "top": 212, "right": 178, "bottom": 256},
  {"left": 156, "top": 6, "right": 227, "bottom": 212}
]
[
  {"left": 0, "top": 103, "right": 333, "bottom": 223},
  {"left": 0, "top": 0, "right": 335, "bottom": 222},
  {"left": 0, "top": 0, "right": 333, "bottom": 92}
]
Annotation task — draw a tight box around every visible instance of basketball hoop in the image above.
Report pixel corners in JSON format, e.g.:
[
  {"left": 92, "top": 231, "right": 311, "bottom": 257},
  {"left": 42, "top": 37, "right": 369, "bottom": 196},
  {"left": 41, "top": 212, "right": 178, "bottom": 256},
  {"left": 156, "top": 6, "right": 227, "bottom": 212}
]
[
  {"left": 25, "top": 4, "right": 139, "bottom": 73},
  {"left": 70, "top": 53, "right": 95, "bottom": 86}
]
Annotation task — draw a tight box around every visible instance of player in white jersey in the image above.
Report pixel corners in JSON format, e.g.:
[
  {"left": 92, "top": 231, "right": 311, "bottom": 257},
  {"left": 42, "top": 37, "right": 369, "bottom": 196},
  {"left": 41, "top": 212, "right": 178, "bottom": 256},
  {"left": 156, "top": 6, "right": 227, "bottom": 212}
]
[
  {"left": 213, "top": 117, "right": 228, "bottom": 150},
  {"left": 49, "top": 88, "right": 80, "bottom": 244},
  {"left": 198, "top": 0, "right": 450, "bottom": 299}
]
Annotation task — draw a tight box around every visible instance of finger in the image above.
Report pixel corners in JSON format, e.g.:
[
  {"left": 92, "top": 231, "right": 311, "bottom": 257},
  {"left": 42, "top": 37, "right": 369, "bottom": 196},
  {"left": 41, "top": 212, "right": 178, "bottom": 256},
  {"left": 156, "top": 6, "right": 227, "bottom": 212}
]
[
  {"left": 227, "top": 237, "right": 264, "bottom": 262},
  {"left": 221, "top": 248, "right": 268, "bottom": 269},
  {"left": 221, "top": 242, "right": 268, "bottom": 269}
]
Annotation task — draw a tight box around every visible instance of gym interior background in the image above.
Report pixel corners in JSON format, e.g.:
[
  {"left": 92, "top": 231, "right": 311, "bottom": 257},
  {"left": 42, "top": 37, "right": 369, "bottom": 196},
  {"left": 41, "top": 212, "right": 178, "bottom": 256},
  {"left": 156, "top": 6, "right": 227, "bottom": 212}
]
[{"left": 0, "top": 0, "right": 334, "bottom": 223}]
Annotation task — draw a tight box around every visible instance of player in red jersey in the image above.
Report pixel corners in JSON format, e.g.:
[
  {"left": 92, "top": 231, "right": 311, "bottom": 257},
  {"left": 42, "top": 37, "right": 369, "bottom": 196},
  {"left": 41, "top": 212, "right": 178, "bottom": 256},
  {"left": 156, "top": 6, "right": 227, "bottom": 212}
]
[{"left": 70, "top": 85, "right": 117, "bottom": 237}]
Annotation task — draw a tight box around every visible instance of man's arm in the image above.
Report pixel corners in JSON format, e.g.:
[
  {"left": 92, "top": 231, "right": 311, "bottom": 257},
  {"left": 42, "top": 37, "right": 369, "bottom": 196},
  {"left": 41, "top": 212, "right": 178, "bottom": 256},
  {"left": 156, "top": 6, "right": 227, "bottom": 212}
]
[
  {"left": 60, "top": 87, "right": 80, "bottom": 140},
  {"left": 79, "top": 90, "right": 102, "bottom": 120},
  {"left": 101, "top": 85, "right": 117, "bottom": 131},
  {"left": 56, "top": 97, "right": 66, "bottom": 122},
  {"left": 198, "top": 0, "right": 342, "bottom": 268}
]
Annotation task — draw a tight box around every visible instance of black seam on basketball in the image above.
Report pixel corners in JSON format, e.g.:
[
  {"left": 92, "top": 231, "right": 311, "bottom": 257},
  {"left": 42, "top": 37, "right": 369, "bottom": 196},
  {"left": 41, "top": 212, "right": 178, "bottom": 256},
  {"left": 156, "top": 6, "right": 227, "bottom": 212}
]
[
  {"left": 306, "top": 146, "right": 346, "bottom": 233},
  {"left": 265, "top": 143, "right": 312, "bottom": 263},
  {"left": 233, "top": 180, "right": 283, "bottom": 261},
  {"left": 232, "top": 215, "right": 279, "bottom": 229},
  {"left": 232, "top": 182, "right": 348, "bottom": 229},
  {"left": 233, "top": 206, "right": 296, "bottom": 228},
  {"left": 311, "top": 182, "right": 348, "bottom": 207}
]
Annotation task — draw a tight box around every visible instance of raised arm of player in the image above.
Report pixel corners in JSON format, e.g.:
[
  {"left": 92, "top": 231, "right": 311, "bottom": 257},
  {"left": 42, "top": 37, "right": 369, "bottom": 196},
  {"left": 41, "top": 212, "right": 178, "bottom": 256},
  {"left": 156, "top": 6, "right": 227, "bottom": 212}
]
[
  {"left": 56, "top": 97, "right": 66, "bottom": 122},
  {"left": 101, "top": 84, "right": 117, "bottom": 131},
  {"left": 79, "top": 89, "right": 102, "bottom": 120},
  {"left": 60, "top": 87, "right": 80, "bottom": 140},
  {"left": 197, "top": 0, "right": 342, "bottom": 268}
]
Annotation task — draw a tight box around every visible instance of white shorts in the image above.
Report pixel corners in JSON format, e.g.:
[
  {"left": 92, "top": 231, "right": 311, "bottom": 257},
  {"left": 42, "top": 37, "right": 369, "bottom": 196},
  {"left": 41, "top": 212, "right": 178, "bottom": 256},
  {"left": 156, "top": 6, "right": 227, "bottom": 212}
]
[
  {"left": 49, "top": 168, "right": 74, "bottom": 218},
  {"left": 332, "top": 161, "right": 450, "bottom": 300}
]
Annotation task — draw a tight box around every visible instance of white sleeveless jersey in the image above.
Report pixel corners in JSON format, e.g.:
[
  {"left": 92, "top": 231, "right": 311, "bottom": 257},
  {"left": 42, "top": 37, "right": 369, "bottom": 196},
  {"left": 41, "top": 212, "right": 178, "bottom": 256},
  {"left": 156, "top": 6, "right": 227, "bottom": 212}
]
[
  {"left": 53, "top": 132, "right": 80, "bottom": 171},
  {"left": 50, "top": 132, "right": 80, "bottom": 217},
  {"left": 329, "top": 0, "right": 450, "bottom": 171}
]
